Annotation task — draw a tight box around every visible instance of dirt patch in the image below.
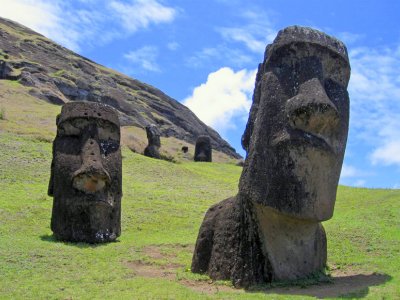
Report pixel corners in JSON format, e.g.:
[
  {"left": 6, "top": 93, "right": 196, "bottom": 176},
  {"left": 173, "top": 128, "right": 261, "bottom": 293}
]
[
  {"left": 127, "top": 243, "right": 237, "bottom": 294},
  {"left": 142, "top": 244, "right": 194, "bottom": 260},
  {"left": 179, "top": 279, "right": 240, "bottom": 294},
  {"left": 126, "top": 260, "right": 239, "bottom": 294},
  {"left": 127, "top": 260, "right": 180, "bottom": 280},
  {"left": 142, "top": 245, "right": 167, "bottom": 260},
  {"left": 257, "top": 270, "right": 390, "bottom": 298},
  {"left": 127, "top": 245, "right": 390, "bottom": 297}
]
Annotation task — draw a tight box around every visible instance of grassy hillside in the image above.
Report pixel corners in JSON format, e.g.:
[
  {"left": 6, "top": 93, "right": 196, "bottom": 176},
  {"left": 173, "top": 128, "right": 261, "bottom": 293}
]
[
  {"left": 0, "top": 81, "right": 399, "bottom": 299},
  {"left": 0, "top": 17, "right": 241, "bottom": 158},
  {"left": 0, "top": 80, "right": 236, "bottom": 163}
]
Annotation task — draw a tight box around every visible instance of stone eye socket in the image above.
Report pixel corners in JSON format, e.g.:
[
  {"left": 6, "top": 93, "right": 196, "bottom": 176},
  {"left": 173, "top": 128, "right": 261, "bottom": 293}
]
[
  {"left": 58, "top": 122, "right": 81, "bottom": 137},
  {"left": 99, "top": 139, "right": 119, "bottom": 156},
  {"left": 324, "top": 78, "right": 347, "bottom": 106}
]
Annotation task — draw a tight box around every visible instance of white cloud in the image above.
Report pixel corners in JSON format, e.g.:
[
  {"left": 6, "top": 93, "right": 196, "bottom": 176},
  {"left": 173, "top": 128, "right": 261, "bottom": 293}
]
[
  {"left": 371, "top": 141, "right": 400, "bottom": 166},
  {"left": 340, "top": 164, "right": 367, "bottom": 187},
  {"left": 337, "top": 32, "right": 365, "bottom": 45},
  {"left": 393, "top": 183, "right": 400, "bottom": 189},
  {"left": 124, "top": 46, "right": 160, "bottom": 72},
  {"left": 340, "top": 164, "right": 359, "bottom": 178},
  {"left": 183, "top": 67, "right": 256, "bottom": 133},
  {"left": 109, "top": 0, "right": 176, "bottom": 33},
  {"left": 0, "top": 0, "right": 82, "bottom": 50},
  {"left": 339, "top": 164, "right": 372, "bottom": 188},
  {"left": 167, "top": 42, "right": 180, "bottom": 51},
  {"left": 218, "top": 27, "right": 266, "bottom": 53},
  {"left": 354, "top": 179, "right": 366, "bottom": 187},
  {"left": 348, "top": 46, "right": 400, "bottom": 167},
  {"left": 217, "top": 9, "right": 276, "bottom": 53},
  {"left": 186, "top": 46, "right": 253, "bottom": 69},
  {"left": 0, "top": 0, "right": 177, "bottom": 52}
]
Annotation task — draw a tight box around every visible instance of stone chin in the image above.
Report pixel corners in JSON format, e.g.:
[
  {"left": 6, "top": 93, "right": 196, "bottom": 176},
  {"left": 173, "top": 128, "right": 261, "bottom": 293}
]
[
  {"left": 276, "top": 144, "right": 340, "bottom": 222},
  {"left": 243, "top": 144, "right": 340, "bottom": 222}
]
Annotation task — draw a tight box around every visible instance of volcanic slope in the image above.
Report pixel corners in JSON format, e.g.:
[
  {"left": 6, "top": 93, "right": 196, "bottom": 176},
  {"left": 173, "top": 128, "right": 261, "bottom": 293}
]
[{"left": 0, "top": 17, "right": 241, "bottom": 159}]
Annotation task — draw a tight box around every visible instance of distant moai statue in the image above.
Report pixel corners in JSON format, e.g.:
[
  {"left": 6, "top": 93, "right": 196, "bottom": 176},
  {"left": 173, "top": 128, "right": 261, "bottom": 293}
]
[
  {"left": 194, "top": 135, "right": 212, "bottom": 162},
  {"left": 144, "top": 124, "right": 161, "bottom": 159},
  {"left": 48, "top": 101, "right": 122, "bottom": 243},
  {"left": 191, "top": 26, "right": 350, "bottom": 287},
  {"left": 181, "top": 146, "right": 189, "bottom": 153}
]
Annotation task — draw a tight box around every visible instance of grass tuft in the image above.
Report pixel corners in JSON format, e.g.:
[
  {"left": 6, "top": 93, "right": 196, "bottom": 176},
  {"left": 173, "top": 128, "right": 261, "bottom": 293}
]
[{"left": 0, "top": 106, "right": 6, "bottom": 120}]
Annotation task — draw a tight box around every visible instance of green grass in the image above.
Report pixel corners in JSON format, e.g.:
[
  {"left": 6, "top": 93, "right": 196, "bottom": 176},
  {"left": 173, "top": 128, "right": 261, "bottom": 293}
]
[
  {"left": 0, "top": 131, "right": 399, "bottom": 299},
  {"left": 0, "top": 82, "right": 399, "bottom": 298},
  {"left": 0, "top": 106, "right": 5, "bottom": 120}
]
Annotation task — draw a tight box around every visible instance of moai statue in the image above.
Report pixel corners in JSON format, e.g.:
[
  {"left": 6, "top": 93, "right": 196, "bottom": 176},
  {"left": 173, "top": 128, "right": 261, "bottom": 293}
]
[
  {"left": 48, "top": 101, "right": 122, "bottom": 243},
  {"left": 181, "top": 146, "right": 189, "bottom": 153},
  {"left": 194, "top": 135, "right": 212, "bottom": 162},
  {"left": 144, "top": 124, "right": 161, "bottom": 159},
  {"left": 191, "top": 26, "right": 350, "bottom": 287}
]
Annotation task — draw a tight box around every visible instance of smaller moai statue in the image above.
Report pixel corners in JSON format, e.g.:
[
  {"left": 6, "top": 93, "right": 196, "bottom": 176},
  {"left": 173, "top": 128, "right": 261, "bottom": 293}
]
[
  {"left": 144, "top": 124, "right": 161, "bottom": 159},
  {"left": 48, "top": 101, "right": 122, "bottom": 243},
  {"left": 194, "top": 135, "right": 212, "bottom": 162},
  {"left": 181, "top": 146, "right": 189, "bottom": 153}
]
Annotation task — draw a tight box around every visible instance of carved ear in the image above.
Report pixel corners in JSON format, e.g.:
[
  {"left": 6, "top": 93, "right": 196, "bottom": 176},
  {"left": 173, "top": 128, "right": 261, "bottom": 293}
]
[{"left": 48, "top": 161, "right": 54, "bottom": 197}]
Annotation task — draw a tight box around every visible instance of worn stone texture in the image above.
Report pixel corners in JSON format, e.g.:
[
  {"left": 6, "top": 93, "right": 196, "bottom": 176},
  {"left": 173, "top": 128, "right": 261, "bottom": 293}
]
[
  {"left": 192, "top": 26, "right": 350, "bottom": 287},
  {"left": 144, "top": 124, "right": 161, "bottom": 159},
  {"left": 191, "top": 196, "right": 269, "bottom": 287},
  {"left": 194, "top": 135, "right": 212, "bottom": 162},
  {"left": 49, "top": 102, "right": 122, "bottom": 243}
]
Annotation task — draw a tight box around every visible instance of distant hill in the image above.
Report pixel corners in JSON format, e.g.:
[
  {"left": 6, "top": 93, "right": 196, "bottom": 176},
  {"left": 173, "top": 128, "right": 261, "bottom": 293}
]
[{"left": 0, "top": 17, "right": 241, "bottom": 159}]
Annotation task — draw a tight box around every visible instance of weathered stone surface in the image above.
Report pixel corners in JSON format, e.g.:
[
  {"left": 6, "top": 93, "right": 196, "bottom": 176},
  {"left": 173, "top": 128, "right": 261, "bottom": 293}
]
[
  {"left": 0, "top": 16, "right": 241, "bottom": 159},
  {"left": 192, "top": 26, "right": 350, "bottom": 287},
  {"left": 49, "top": 101, "right": 122, "bottom": 243},
  {"left": 191, "top": 196, "right": 268, "bottom": 287},
  {"left": 144, "top": 124, "right": 161, "bottom": 159},
  {"left": 194, "top": 135, "right": 212, "bottom": 162},
  {"left": 0, "top": 61, "right": 12, "bottom": 79}
]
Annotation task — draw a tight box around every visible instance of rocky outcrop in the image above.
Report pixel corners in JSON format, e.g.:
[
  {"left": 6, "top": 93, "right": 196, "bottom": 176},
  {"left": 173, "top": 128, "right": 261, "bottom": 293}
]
[{"left": 0, "top": 17, "right": 240, "bottom": 158}]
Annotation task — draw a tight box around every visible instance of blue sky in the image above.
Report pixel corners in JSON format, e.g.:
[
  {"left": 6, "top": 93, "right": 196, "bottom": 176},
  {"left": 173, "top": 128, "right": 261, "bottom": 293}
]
[{"left": 1, "top": 0, "right": 400, "bottom": 188}]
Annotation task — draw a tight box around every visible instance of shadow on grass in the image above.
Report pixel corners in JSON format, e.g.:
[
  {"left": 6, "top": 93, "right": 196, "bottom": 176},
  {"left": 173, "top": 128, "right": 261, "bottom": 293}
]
[
  {"left": 246, "top": 273, "right": 391, "bottom": 299},
  {"left": 40, "top": 234, "right": 120, "bottom": 248}
]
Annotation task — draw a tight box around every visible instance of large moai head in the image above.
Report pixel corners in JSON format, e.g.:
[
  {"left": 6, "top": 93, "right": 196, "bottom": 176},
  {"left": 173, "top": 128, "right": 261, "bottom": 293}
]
[
  {"left": 239, "top": 26, "right": 350, "bottom": 221},
  {"left": 48, "top": 101, "right": 122, "bottom": 243},
  {"left": 194, "top": 135, "right": 212, "bottom": 162},
  {"left": 143, "top": 124, "right": 161, "bottom": 159}
]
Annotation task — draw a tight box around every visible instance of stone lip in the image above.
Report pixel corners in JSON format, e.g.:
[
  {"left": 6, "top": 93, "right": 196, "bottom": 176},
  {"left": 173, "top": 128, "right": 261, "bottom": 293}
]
[
  {"left": 265, "top": 26, "right": 349, "bottom": 64},
  {"left": 0, "top": 16, "right": 241, "bottom": 159}
]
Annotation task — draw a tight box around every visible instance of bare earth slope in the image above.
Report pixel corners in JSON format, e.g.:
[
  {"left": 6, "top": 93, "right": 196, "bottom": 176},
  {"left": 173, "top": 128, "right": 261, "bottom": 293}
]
[{"left": 0, "top": 17, "right": 240, "bottom": 158}]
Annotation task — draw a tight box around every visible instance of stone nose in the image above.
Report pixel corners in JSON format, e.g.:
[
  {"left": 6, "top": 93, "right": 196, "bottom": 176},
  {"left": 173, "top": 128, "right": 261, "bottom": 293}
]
[
  {"left": 72, "top": 138, "right": 111, "bottom": 194},
  {"left": 286, "top": 78, "right": 340, "bottom": 144}
]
